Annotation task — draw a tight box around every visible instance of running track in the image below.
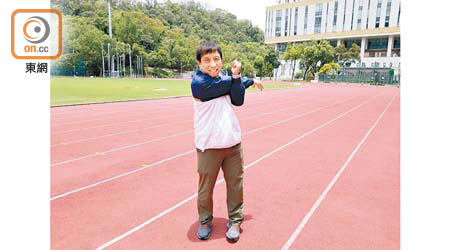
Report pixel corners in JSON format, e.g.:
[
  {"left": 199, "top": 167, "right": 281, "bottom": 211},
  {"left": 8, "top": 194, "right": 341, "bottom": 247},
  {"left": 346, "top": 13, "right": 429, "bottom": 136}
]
[{"left": 51, "top": 83, "right": 400, "bottom": 250}]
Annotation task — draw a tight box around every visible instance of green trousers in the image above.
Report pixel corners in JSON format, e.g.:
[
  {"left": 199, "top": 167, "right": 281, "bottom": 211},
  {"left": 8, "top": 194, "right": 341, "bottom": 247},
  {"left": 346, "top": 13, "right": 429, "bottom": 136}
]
[{"left": 196, "top": 143, "right": 244, "bottom": 225}]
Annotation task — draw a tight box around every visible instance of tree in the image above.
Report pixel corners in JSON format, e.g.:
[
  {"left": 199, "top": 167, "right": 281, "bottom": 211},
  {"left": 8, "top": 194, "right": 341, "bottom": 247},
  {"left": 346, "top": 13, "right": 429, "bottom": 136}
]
[
  {"left": 254, "top": 56, "right": 264, "bottom": 77},
  {"left": 113, "top": 11, "right": 166, "bottom": 51},
  {"left": 296, "top": 40, "right": 335, "bottom": 80},
  {"left": 263, "top": 48, "right": 280, "bottom": 78},
  {"left": 51, "top": 0, "right": 270, "bottom": 77},
  {"left": 319, "top": 62, "right": 340, "bottom": 75},
  {"left": 58, "top": 16, "right": 111, "bottom": 75},
  {"left": 335, "top": 43, "right": 360, "bottom": 67},
  {"left": 283, "top": 43, "right": 304, "bottom": 80}
]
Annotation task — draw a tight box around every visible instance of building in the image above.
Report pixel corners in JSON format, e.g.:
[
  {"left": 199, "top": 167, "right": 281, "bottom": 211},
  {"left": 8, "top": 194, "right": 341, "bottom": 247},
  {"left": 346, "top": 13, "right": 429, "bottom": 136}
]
[{"left": 265, "top": 0, "right": 400, "bottom": 79}]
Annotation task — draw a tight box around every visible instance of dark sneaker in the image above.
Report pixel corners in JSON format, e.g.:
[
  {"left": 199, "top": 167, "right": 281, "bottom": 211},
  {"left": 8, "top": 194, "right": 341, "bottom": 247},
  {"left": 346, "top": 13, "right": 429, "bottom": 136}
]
[
  {"left": 226, "top": 222, "right": 240, "bottom": 242},
  {"left": 197, "top": 223, "right": 212, "bottom": 240}
]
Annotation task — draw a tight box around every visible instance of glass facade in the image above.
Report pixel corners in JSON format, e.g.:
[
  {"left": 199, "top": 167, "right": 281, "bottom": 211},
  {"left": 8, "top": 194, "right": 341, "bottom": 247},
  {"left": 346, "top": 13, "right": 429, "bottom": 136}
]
[
  {"left": 393, "top": 37, "right": 400, "bottom": 49},
  {"left": 294, "top": 7, "right": 298, "bottom": 35},
  {"left": 329, "top": 40, "right": 338, "bottom": 47},
  {"left": 366, "top": 0, "right": 371, "bottom": 29},
  {"left": 325, "top": 3, "right": 329, "bottom": 32},
  {"left": 350, "top": 0, "right": 356, "bottom": 30},
  {"left": 385, "top": 0, "right": 392, "bottom": 27},
  {"left": 344, "top": 39, "right": 361, "bottom": 49},
  {"left": 314, "top": 3, "right": 323, "bottom": 34},
  {"left": 285, "top": 9, "right": 289, "bottom": 36},
  {"left": 375, "top": 0, "right": 382, "bottom": 28},
  {"left": 357, "top": 0, "right": 363, "bottom": 30},
  {"left": 304, "top": 6, "right": 308, "bottom": 34},
  {"left": 333, "top": 1, "right": 338, "bottom": 32},
  {"left": 275, "top": 10, "right": 282, "bottom": 37},
  {"left": 367, "top": 38, "right": 388, "bottom": 50},
  {"left": 343, "top": 0, "right": 347, "bottom": 29}
]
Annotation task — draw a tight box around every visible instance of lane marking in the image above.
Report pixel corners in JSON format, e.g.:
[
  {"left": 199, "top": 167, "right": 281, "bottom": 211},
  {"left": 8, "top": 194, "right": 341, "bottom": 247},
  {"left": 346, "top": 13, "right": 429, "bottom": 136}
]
[
  {"left": 52, "top": 106, "right": 192, "bottom": 127},
  {"left": 280, "top": 92, "right": 398, "bottom": 250},
  {"left": 92, "top": 93, "right": 381, "bottom": 249},
  {"left": 51, "top": 94, "right": 345, "bottom": 147},
  {"left": 51, "top": 94, "right": 366, "bottom": 167},
  {"left": 51, "top": 95, "right": 371, "bottom": 200},
  {"left": 52, "top": 93, "right": 306, "bottom": 135}
]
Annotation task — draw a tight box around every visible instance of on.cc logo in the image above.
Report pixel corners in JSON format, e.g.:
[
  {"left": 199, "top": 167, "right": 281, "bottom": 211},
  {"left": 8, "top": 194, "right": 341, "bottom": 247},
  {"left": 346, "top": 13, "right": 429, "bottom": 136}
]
[{"left": 23, "top": 16, "right": 50, "bottom": 44}]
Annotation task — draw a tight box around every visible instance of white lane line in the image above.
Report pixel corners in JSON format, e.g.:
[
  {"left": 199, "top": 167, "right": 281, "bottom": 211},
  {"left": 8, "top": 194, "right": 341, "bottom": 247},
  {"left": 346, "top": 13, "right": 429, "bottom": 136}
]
[
  {"left": 51, "top": 94, "right": 364, "bottom": 166},
  {"left": 280, "top": 92, "right": 398, "bottom": 250},
  {"left": 51, "top": 118, "right": 193, "bottom": 147},
  {"left": 51, "top": 95, "right": 340, "bottom": 147},
  {"left": 52, "top": 94, "right": 304, "bottom": 135},
  {"left": 51, "top": 130, "right": 194, "bottom": 167},
  {"left": 50, "top": 150, "right": 195, "bottom": 201},
  {"left": 52, "top": 113, "right": 191, "bottom": 135},
  {"left": 93, "top": 92, "right": 381, "bottom": 250},
  {"left": 52, "top": 106, "right": 192, "bottom": 127},
  {"left": 51, "top": 94, "right": 370, "bottom": 199}
]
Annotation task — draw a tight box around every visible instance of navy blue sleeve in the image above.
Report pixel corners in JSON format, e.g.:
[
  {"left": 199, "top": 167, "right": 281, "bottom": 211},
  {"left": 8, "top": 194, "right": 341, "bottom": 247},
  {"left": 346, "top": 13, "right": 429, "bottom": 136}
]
[
  {"left": 230, "top": 78, "right": 245, "bottom": 106},
  {"left": 191, "top": 75, "right": 233, "bottom": 102},
  {"left": 241, "top": 77, "right": 254, "bottom": 89},
  {"left": 230, "top": 77, "right": 254, "bottom": 106}
]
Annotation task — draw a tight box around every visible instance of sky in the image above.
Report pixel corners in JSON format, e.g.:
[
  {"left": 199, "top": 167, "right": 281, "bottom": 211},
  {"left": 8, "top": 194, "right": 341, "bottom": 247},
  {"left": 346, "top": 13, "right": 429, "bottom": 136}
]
[{"left": 165, "top": 0, "right": 277, "bottom": 30}]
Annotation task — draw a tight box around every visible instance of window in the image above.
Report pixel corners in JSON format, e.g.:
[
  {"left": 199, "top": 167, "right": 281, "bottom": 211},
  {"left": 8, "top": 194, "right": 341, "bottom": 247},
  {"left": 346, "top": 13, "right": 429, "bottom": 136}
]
[
  {"left": 350, "top": 0, "right": 356, "bottom": 30},
  {"left": 324, "top": 3, "right": 329, "bottom": 32},
  {"left": 385, "top": 0, "right": 392, "bottom": 27},
  {"left": 343, "top": 0, "right": 347, "bottom": 29},
  {"left": 375, "top": 0, "right": 382, "bottom": 28},
  {"left": 329, "top": 40, "right": 338, "bottom": 47},
  {"left": 333, "top": 1, "right": 338, "bottom": 32},
  {"left": 278, "top": 43, "right": 287, "bottom": 53},
  {"left": 344, "top": 39, "right": 361, "bottom": 49},
  {"left": 269, "top": 11, "right": 272, "bottom": 37},
  {"left": 285, "top": 9, "right": 289, "bottom": 36},
  {"left": 357, "top": 0, "right": 363, "bottom": 30},
  {"left": 366, "top": 0, "right": 371, "bottom": 29},
  {"left": 304, "top": 6, "right": 309, "bottom": 34},
  {"left": 294, "top": 7, "right": 298, "bottom": 35},
  {"left": 270, "top": 11, "right": 273, "bottom": 36},
  {"left": 314, "top": 3, "right": 322, "bottom": 33},
  {"left": 275, "top": 10, "right": 282, "bottom": 37},
  {"left": 393, "top": 37, "right": 400, "bottom": 49},
  {"left": 367, "top": 38, "right": 388, "bottom": 50}
]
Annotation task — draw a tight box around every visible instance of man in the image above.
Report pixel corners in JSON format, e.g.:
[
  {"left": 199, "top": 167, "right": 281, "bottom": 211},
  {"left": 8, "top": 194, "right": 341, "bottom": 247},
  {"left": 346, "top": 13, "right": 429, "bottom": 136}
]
[{"left": 191, "top": 40, "right": 263, "bottom": 242}]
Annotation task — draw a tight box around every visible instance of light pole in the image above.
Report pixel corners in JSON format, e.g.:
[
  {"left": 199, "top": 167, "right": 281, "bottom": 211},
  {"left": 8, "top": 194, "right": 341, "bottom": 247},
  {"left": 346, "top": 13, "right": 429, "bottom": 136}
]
[
  {"left": 122, "top": 43, "right": 126, "bottom": 77},
  {"left": 116, "top": 44, "right": 120, "bottom": 77},
  {"left": 107, "top": 0, "right": 112, "bottom": 38},
  {"left": 128, "top": 44, "right": 132, "bottom": 78},
  {"left": 101, "top": 43, "right": 105, "bottom": 77},
  {"left": 107, "top": 43, "right": 111, "bottom": 77}
]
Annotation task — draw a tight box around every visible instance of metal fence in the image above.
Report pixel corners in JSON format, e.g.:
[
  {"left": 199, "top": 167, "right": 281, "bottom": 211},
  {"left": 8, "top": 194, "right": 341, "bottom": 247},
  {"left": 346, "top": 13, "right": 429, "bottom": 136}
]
[{"left": 319, "top": 67, "right": 400, "bottom": 85}]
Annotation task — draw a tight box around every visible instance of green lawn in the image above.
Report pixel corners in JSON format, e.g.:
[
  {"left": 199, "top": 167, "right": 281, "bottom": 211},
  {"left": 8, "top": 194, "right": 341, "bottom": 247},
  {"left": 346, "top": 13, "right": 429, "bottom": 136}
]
[{"left": 51, "top": 77, "right": 301, "bottom": 106}]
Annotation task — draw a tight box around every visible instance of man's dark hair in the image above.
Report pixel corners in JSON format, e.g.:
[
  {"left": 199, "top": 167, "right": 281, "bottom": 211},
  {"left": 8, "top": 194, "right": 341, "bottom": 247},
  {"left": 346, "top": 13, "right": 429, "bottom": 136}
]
[{"left": 196, "top": 41, "right": 222, "bottom": 62}]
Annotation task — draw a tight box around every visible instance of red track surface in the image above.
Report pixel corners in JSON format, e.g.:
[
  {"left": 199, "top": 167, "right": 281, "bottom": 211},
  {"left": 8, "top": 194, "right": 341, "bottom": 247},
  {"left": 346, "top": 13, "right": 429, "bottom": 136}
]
[{"left": 51, "top": 83, "right": 400, "bottom": 250}]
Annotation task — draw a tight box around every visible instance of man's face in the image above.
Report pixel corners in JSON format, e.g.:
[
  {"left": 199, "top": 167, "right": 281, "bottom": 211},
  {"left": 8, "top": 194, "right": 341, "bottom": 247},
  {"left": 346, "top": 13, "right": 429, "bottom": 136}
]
[{"left": 198, "top": 51, "right": 222, "bottom": 78}]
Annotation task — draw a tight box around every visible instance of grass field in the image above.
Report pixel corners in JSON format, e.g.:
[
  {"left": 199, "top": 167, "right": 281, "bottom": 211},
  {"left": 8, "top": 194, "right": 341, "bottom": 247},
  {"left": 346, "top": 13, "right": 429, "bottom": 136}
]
[{"left": 50, "top": 77, "right": 302, "bottom": 106}]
